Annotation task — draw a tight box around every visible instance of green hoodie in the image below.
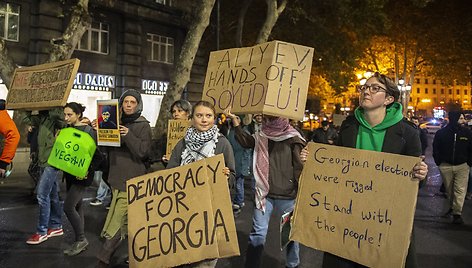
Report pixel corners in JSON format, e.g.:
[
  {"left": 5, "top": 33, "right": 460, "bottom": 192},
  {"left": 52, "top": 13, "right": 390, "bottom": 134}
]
[{"left": 354, "top": 102, "right": 404, "bottom": 152}]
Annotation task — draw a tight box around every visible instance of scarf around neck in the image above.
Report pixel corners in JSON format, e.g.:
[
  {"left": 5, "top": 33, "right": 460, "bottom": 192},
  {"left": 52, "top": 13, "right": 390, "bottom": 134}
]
[
  {"left": 253, "top": 117, "right": 305, "bottom": 212},
  {"left": 181, "top": 125, "right": 220, "bottom": 165}
]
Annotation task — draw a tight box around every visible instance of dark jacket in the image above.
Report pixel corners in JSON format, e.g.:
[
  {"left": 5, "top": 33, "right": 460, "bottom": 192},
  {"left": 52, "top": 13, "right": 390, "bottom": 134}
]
[
  {"left": 419, "top": 127, "right": 428, "bottom": 155},
  {"left": 107, "top": 116, "right": 152, "bottom": 191},
  {"left": 312, "top": 127, "right": 337, "bottom": 144},
  {"left": 432, "top": 120, "right": 472, "bottom": 166},
  {"left": 337, "top": 116, "right": 421, "bottom": 157},
  {"left": 167, "top": 134, "right": 236, "bottom": 185},
  {"left": 234, "top": 125, "right": 306, "bottom": 200}
]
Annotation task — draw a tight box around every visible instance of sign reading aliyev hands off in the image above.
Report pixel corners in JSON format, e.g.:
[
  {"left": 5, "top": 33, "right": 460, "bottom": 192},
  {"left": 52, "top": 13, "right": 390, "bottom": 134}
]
[
  {"left": 7, "top": 59, "right": 80, "bottom": 110},
  {"left": 202, "top": 41, "right": 314, "bottom": 120}
]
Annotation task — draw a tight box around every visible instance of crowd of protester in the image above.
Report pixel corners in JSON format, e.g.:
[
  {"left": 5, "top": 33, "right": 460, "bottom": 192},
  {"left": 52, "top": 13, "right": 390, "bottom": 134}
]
[{"left": 2, "top": 71, "right": 471, "bottom": 268}]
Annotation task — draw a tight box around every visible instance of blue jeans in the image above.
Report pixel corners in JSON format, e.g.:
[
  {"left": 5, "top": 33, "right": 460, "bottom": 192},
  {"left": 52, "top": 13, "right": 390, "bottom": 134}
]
[
  {"left": 233, "top": 174, "right": 245, "bottom": 206},
  {"left": 246, "top": 197, "right": 299, "bottom": 268},
  {"left": 36, "top": 166, "right": 62, "bottom": 235},
  {"left": 94, "top": 171, "right": 110, "bottom": 202}
]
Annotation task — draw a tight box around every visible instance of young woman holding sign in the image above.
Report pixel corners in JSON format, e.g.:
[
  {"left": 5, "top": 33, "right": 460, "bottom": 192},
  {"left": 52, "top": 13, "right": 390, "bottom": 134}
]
[
  {"left": 167, "top": 100, "right": 235, "bottom": 268},
  {"left": 301, "top": 72, "right": 428, "bottom": 268},
  {"left": 161, "top": 99, "right": 192, "bottom": 165},
  {"left": 62, "top": 102, "right": 99, "bottom": 256}
]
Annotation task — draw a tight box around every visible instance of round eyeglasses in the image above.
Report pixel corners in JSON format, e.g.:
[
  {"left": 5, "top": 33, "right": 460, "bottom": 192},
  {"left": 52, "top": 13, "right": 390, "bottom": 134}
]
[{"left": 357, "top": 84, "right": 387, "bottom": 94}]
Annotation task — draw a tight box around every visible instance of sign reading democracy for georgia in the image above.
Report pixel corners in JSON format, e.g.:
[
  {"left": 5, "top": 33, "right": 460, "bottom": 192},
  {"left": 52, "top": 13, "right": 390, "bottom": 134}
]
[
  {"left": 7, "top": 58, "right": 80, "bottom": 110},
  {"left": 126, "top": 154, "right": 239, "bottom": 268},
  {"left": 202, "top": 40, "right": 314, "bottom": 120},
  {"left": 290, "top": 143, "right": 420, "bottom": 268}
]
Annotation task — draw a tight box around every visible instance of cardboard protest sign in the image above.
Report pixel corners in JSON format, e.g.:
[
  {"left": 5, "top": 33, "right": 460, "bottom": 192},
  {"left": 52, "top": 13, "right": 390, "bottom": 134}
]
[
  {"left": 291, "top": 143, "right": 420, "bottom": 268},
  {"left": 202, "top": 40, "right": 314, "bottom": 120},
  {"left": 166, "top": 120, "right": 191, "bottom": 159},
  {"left": 6, "top": 59, "right": 80, "bottom": 110},
  {"left": 126, "top": 154, "right": 239, "bottom": 268},
  {"left": 97, "top": 99, "right": 121, "bottom": 147}
]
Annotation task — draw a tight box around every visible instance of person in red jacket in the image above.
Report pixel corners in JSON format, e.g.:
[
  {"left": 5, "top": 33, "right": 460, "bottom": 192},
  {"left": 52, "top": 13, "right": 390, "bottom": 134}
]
[{"left": 0, "top": 99, "right": 20, "bottom": 177}]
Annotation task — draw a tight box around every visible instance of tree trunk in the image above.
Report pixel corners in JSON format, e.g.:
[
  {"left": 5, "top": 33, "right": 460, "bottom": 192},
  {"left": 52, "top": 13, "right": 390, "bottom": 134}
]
[
  {"left": 152, "top": 0, "right": 217, "bottom": 155},
  {"left": 0, "top": 40, "right": 16, "bottom": 88},
  {"left": 256, "top": 0, "right": 287, "bottom": 44},
  {"left": 235, "top": 0, "right": 253, "bottom": 48},
  {"left": 48, "top": 0, "right": 91, "bottom": 63}
]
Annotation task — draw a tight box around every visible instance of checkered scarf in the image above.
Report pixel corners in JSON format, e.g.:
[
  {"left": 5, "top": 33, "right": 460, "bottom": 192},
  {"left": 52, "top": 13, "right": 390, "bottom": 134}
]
[
  {"left": 181, "top": 125, "right": 220, "bottom": 165},
  {"left": 254, "top": 117, "right": 305, "bottom": 212}
]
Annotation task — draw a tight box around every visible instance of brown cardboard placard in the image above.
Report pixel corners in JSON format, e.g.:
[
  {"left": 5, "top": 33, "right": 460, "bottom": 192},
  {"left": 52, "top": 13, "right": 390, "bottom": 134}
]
[
  {"left": 166, "top": 120, "right": 191, "bottom": 159},
  {"left": 290, "top": 143, "right": 419, "bottom": 268},
  {"left": 126, "top": 154, "right": 239, "bottom": 268},
  {"left": 6, "top": 59, "right": 80, "bottom": 110},
  {"left": 202, "top": 40, "right": 314, "bottom": 120}
]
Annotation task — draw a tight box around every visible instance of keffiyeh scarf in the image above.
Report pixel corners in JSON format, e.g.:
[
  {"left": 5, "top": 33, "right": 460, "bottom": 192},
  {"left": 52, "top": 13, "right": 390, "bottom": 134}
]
[
  {"left": 181, "top": 125, "right": 220, "bottom": 165},
  {"left": 253, "top": 117, "right": 305, "bottom": 212}
]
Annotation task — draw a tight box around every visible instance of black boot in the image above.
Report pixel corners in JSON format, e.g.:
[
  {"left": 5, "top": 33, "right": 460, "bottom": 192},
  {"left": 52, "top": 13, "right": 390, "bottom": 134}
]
[{"left": 244, "top": 244, "right": 264, "bottom": 268}]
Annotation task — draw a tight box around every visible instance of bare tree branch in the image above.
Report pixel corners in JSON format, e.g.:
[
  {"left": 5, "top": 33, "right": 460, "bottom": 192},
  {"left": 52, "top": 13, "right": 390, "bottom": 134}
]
[
  {"left": 256, "top": 0, "right": 288, "bottom": 44},
  {"left": 0, "top": 39, "right": 17, "bottom": 87}
]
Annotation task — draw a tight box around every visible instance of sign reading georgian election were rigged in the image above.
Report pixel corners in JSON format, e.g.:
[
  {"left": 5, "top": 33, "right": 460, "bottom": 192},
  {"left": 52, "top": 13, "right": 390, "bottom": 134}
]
[
  {"left": 126, "top": 154, "right": 239, "bottom": 268},
  {"left": 6, "top": 59, "right": 80, "bottom": 110},
  {"left": 291, "top": 143, "right": 420, "bottom": 268},
  {"left": 166, "top": 119, "right": 191, "bottom": 159},
  {"left": 202, "top": 41, "right": 314, "bottom": 120}
]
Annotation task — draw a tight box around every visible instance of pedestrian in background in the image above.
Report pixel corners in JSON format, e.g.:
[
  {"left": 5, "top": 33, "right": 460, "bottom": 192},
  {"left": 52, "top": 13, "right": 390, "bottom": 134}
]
[
  {"left": 226, "top": 109, "right": 306, "bottom": 268},
  {"left": 433, "top": 111, "right": 472, "bottom": 224},
  {"left": 0, "top": 99, "right": 20, "bottom": 178},
  {"left": 311, "top": 120, "right": 337, "bottom": 145},
  {"left": 167, "top": 100, "right": 235, "bottom": 267},
  {"left": 411, "top": 116, "right": 428, "bottom": 155},
  {"left": 24, "top": 108, "right": 66, "bottom": 245},
  {"left": 94, "top": 89, "right": 152, "bottom": 267},
  {"left": 161, "top": 99, "right": 192, "bottom": 166}
]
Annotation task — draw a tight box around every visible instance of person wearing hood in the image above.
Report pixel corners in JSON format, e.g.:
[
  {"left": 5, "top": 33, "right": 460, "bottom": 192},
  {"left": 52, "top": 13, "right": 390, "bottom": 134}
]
[
  {"left": 94, "top": 89, "right": 152, "bottom": 267},
  {"left": 433, "top": 111, "right": 472, "bottom": 224},
  {"left": 301, "top": 72, "right": 428, "bottom": 268}
]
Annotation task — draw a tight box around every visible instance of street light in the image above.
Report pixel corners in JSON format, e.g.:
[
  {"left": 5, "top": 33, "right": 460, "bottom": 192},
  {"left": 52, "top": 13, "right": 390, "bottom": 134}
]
[{"left": 397, "top": 79, "right": 412, "bottom": 115}]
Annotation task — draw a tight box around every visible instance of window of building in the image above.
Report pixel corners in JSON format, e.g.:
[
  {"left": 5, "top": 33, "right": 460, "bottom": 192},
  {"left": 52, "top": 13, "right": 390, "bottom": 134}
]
[
  {"left": 155, "top": 0, "right": 172, "bottom": 6},
  {"left": 441, "top": 88, "right": 444, "bottom": 94},
  {"left": 416, "top": 88, "right": 420, "bottom": 94},
  {"left": 425, "top": 88, "right": 428, "bottom": 94},
  {"left": 424, "top": 78, "right": 428, "bottom": 84},
  {"left": 147, "top": 33, "right": 174, "bottom": 64},
  {"left": 77, "top": 21, "right": 109, "bottom": 54},
  {"left": 449, "top": 89, "right": 452, "bottom": 94},
  {"left": 433, "top": 79, "right": 436, "bottom": 84},
  {"left": 416, "top": 78, "right": 420, "bottom": 84},
  {"left": 465, "top": 90, "right": 468, "bottom": 95},
  {"left": 433, "top": 88, "right": 436, "bottom": 94},
  {"left": 0, "top": 3, "right": 20, "bottom": 41},
  {"left": 457, "top": 89, "right": 460, "bottom": 95}
]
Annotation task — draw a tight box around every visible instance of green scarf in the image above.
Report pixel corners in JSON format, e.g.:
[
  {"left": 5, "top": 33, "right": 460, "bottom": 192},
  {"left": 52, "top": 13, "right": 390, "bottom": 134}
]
[{"left": 354, "top": 102, "right": 404, "bottom": 151}]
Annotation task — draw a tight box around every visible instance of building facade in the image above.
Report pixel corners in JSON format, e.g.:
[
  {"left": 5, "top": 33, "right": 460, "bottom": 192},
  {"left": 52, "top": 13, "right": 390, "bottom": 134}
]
[
  {"left": 0, "top": 0, "right": 208, "bottom": 126},
  {"left": 409, "top": 75, "right": 472, "bottom": 117}
]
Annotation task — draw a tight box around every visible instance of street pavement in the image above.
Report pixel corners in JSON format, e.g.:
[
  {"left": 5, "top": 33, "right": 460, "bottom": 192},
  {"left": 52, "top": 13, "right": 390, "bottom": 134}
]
[{"left": 0, "top": 135, "right": 471, "bottom": 268}]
